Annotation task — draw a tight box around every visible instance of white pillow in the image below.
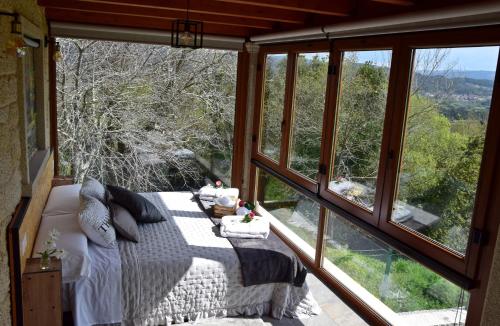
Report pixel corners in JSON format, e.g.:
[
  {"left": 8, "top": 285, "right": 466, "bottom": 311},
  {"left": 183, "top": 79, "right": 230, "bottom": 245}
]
[
  {"left": 79, "top": 195, "right": 117, "bottom": 248},
  {"left": 80, "top": 177, "right": 107, "bottom": 204},
  {"left": 33, "top": 213, "right": 91, "bottom": 283},
  {"left": 43, "top": 184, "right": 82, "bottom": 216}
]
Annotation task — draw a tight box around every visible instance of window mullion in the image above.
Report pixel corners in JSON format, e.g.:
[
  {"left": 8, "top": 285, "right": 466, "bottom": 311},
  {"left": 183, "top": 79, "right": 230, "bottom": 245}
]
[
  {"left": 318, "top": 46, "right": 342, "bottom": 196},
  {"left": 315, "top": 206, "right": 328, "bottom": 268},
  {"left": 279, "top": 52, "right": 297, "bottom": 170}
]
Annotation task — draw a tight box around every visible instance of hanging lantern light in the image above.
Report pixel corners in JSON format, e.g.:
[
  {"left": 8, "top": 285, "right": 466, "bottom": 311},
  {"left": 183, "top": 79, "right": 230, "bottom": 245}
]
[
  {"left": 4, "top": 13, "right": 26, "bottom": 57},
  {"left": 171, "top": 0, "right": 203, "bottom": 49},
  {"left": 52, "top": 42, "right": 62, "bottom": 62}
]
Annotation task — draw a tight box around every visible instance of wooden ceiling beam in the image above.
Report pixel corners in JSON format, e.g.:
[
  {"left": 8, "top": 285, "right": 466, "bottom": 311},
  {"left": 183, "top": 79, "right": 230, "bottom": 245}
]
[
  {"left": 69, "top": 0, "right": 307, "bottom": 24},
  {"left": 45, "top": 8, "right": 252, "bottom": 37},
  {"left": 212, "top": 0, "right": 353, "bottom": 16},
  {"left": 371, "top": 0, "right": 414, "bottom": 5},
  {"left": 38, "top": 0, "right": 274, "bottom": 29}
]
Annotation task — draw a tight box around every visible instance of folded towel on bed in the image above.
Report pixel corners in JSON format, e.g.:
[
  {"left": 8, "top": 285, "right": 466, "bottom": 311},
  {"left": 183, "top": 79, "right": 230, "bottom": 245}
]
[
  {"left": 199, "top": 185, "right": 218, "bottom": 198},
  {"left": 220, "top": 215, "right": 270, "bottom": 239},
  {"left": 199, "top": 195, "right": 216, "bottom": 202},
  {"left": 199, "top": 186, "right": 239, "bottom": 200}
]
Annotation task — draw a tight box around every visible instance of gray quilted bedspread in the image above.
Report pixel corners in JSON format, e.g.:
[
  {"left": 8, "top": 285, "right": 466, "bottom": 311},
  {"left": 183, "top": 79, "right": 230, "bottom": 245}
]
[{"left": 118, "top": 192, "right": 319, "bottom": 325}]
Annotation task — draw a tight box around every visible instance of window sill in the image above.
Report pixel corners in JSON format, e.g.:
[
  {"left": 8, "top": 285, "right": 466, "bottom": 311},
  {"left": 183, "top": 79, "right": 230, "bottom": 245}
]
[{"left": 22, "top": 149, "right": 50, "bottom": 197}]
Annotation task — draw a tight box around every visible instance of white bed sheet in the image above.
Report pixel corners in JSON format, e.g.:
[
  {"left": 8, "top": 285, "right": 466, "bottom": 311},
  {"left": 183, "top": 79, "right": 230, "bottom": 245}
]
[
  {"left": 33, "top": 213, "right": 91, "bottom": 283},
  {"left": 66, "top": 242, "right": 122, "bottom": 326}
]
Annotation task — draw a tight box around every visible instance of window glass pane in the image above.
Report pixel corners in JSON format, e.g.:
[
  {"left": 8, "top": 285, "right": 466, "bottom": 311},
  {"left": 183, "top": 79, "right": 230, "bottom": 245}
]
[
  {"left": 24, "top": 47, "right": 37, "bottom": 158},
  {"left": 260, "top": 54, "right": 287, "bottom": 162},
  {"left": 56, "top": 38, "right": 237, "bottom": 191},
  {"left": 394, "top": 46, "right": 499, "bottom": 254},
  {"left": 324, "top": 210, "right": 469, "bottom": 324},
  {"left": 329, "top": 50, "right": 392, "bottom": 211},
  {"left": 288, "top": 52, "right": 329, "bottom": 180},
  {"left": 256, "top": 168, "right": 320, "bottom": 258}
]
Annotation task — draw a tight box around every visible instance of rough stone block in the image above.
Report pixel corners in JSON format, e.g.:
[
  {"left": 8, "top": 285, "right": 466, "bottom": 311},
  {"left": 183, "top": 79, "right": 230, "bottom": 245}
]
[
  {"left": 0, "top": 104, "right": 8, "bottom": 124},
  {"left": 0, "top": 55, "right": 15, "bottom": 76},
  {"left": 0, "top": 75, "right": 16, "bottom": 108},
  {"left": 8, "top": 101, "right": 18, "bottom": 125}
]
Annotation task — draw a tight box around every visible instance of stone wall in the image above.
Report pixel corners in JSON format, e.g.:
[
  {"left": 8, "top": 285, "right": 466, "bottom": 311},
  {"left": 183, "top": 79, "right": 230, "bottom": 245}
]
[{"left": 0, "top": 1, "right": 46, "bottom": 325}]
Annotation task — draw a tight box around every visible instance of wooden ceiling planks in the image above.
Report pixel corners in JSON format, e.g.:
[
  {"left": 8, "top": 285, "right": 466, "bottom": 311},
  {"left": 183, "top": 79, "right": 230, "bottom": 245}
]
[
  {"left": 39, "top": 0, "right": 493, "bottom": 39},
  {"left": 371, "top": 0, "right": 414, "bottom": 5},
  {"left": 44, "top": 8, "right": 253, "bottom": 37},
  {"left": 210, "top": 0, "right": 353, "bottom": 16},
  {"left": 38, "top": 0, "right": 275, "bottom": 30},
  {"left": 70, "top": 0, "right": 306, "bottom": 24}
]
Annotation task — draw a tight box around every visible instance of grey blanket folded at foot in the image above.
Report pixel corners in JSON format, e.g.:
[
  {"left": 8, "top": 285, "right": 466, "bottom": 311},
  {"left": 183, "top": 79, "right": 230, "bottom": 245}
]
[{"left": 196, "top": 194, "right": 308, "bottom": 287}]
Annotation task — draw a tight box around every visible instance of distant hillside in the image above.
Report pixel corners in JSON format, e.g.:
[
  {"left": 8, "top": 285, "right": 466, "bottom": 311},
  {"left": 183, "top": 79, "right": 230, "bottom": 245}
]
[
  {"left": 414, "top": 73, "right": 494, "bottom": 97},
  {"left": 412, "top": 72, "right": 494, "bottom": 122},
  {"left": 426, "top": 70, "right": 496, "bottom": 81}
]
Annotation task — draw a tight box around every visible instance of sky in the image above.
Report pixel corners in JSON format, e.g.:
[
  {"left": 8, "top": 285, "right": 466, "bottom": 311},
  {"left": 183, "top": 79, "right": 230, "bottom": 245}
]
[
  {"left": 273, "top": 46, "right": 500, "bottom": 71},
  {"left": 355, "top": 46, "right": 499, "bottom": 71},
  {"left": 430, "top": 46, "right": 499, "bottom": 71}
]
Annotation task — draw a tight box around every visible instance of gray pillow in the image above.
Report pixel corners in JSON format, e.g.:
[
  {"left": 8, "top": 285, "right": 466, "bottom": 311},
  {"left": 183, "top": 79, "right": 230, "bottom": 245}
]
[
  {"left": 80, "top": 177, "right": 106, "bottom": 204},
  {"left": 110, "top": 203, "right": 139, "bottom": 242},
  {"left": 79, "top": 194, "right": 117, "bottom": 248}
]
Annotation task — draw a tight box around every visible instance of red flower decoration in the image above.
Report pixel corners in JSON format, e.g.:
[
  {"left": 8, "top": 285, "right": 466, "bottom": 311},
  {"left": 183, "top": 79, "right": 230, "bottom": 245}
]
[
  {"left": 239, "top": 200, "right": 245, "bottom": 207},
  {"left": 249, "top": 211, "right": 255, "bottom": 218}
]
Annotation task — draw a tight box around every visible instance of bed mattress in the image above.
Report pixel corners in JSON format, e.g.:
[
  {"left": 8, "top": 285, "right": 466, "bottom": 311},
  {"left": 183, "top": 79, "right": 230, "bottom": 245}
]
[{"left": 118, "top": 192, "right": 319, "bottom": 325}]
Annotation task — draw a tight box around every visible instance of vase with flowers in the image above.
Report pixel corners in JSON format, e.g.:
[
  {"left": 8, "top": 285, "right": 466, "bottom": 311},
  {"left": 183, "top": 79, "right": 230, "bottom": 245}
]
[
  {"left": 36, "top": 228, "right": 64, "bottom": 271},
  {"left": 237, "top": 200, "right": 256, "bottom": 223}
]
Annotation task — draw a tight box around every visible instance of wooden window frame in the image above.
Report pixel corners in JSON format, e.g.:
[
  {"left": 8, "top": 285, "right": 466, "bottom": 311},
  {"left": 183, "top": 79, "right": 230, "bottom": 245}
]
[
  {"left": 378, "top": 28, "right": 500, "bottom": 278},
  {"left": 250, "top": 25, "right": 500, "bottom": 325},
  {"left": 318, "top": 36, "right": 400, "bottom": 225},
  {"left": 252, "top": 41, "right": 330, "bottom": 193},
  {"left": 230, "top": 50, "right": 250, "bottom": 190}
]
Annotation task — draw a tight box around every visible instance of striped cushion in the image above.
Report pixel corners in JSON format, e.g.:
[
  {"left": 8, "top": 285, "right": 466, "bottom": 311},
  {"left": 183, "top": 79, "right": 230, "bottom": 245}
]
[{"left": 79, "top": 194, "right": 116, "bottom": 248}]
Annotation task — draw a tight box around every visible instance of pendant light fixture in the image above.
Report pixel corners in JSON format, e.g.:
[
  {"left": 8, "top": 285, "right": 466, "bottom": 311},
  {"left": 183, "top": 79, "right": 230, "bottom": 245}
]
[
  {"left": 171, "top": 0, "right": 203, "bottom": 49},
  {"left": 52, "top": 42, "right": 62, "bottom": 62},
  {"left": 1, "top": 12, "right": 26, "bottom": 57}
]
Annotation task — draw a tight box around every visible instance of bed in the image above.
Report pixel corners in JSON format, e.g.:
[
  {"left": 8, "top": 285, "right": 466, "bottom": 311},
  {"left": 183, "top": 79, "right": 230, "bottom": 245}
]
[{"left": 33, "top": 185, "right": 320, "bottom": 326}]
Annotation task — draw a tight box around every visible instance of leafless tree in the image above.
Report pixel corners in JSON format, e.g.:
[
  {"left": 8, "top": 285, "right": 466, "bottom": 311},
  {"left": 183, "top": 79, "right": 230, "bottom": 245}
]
[{"left": 57, "top": 39, "right": 237, "bottom": 191}]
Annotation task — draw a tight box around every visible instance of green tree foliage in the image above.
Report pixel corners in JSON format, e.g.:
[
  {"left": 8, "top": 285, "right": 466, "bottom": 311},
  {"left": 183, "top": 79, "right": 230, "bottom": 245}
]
[
  {"left": 261, "top": 51, "right": 491, "bottom": 312},
  {"left": 333, "top": 59, "right": 389, "bottom": 189},
  {"left": 260, "top": 55, "right": 287, "bottom": 161},
  {"left": 289, "top": 54, "right": 329, "bottom": 179}
]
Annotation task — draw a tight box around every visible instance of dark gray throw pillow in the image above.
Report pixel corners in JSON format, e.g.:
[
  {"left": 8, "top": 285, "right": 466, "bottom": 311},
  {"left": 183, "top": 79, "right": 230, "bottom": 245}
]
[
  {"left": 107, "top": 185, "right": 165, "bottom": 223},
  {"left": 110, "top": 202, "right": 139, "bottom": 242}
]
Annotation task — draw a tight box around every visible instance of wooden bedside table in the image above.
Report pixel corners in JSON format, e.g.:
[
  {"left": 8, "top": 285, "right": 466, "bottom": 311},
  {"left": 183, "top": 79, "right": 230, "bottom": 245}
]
[{"left": 22, "top": 258, "right": 62, "bottom": 326}]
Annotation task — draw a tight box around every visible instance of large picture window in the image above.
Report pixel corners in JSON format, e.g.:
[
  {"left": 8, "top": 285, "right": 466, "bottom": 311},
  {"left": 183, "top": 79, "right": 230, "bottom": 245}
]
[
  {"left": 56, "top": 38, "right": 238, "bottom": 191},
  {"left": 24, "top": 47, "right": 38, "bottom": 159},
  {"left": 323, "top": 210, "right": 468, "bottom": 324},
  {"left": 256, "top": 168, "right": 320, "bottom": 259},
  {"left": 329, "top": 50, "right": 392, "bottom": 212},
  {"left": 259, "top": 53, "right": 288, "bottom": 162},
  {"left": 288, "top": 52, "right": 329, "bottom": 180},
  {"left": 392, "top": 46, "right": 499, "bottom": 255},
  {"left": 251, "top": 29, "right": 500, "bottom": 325}
]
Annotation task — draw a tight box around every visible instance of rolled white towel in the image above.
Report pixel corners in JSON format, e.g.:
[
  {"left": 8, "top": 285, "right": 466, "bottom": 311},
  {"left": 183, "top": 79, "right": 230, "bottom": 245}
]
[
  {"left": 220, "top": 215, "right": 269, "bottom": 239},
  {"left": 214, "top": 197, "right": 236, "bottom": 208},
  {"left": 199, "top": 185, "right": 217, "bottom": 198},
  {"left": 215, "top": 187, "right": 239, "bottom": 200}
]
